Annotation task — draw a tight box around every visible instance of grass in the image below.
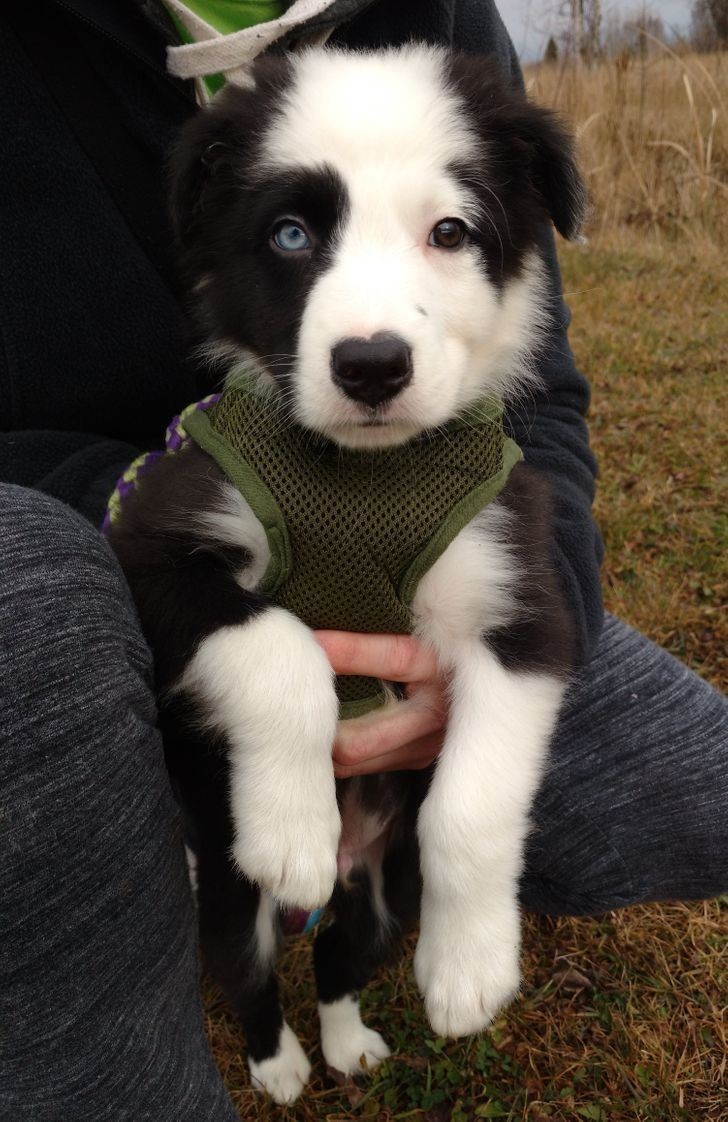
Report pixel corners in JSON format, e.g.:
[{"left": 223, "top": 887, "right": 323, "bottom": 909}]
[
  {"left": 203, "top": 901, "right": 727, "bottom": 1121},
  {"left": 568, "top": 235, "right": 727, "bottom": 687},
  {"left": 202, "top": 49, "right": 727, "bottom": 1122}
]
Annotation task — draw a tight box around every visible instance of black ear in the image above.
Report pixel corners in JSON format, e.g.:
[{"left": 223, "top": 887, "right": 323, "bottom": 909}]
[
  {"left": 168, "top": 55, "right": 295, "bottom": 247},
  {"left": 168, "top": 85, "right": 250, "bottom": 245},
  {"left": 446, "top": 55, "right": 586, "bottom": 241},
  {"left": 517, "top": 105, "right": 586, "bottom": 240}
]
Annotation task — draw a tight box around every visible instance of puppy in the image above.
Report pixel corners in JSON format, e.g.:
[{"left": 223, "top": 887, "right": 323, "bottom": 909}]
[{"left": 107, "top": 45, "right": 584, "bottom": 1104}]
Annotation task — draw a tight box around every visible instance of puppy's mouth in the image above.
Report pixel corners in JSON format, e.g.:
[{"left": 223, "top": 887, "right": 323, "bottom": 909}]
[
  {"left": 356, "top": 414, "right": 396, "bottom": 428},
  {"left": 320, "top": 407, "right": 426, "bottom": 450},
  {"left": 349, "top": 398, "right": 408, "bottom": 427},
  {"left": 295, "top": 381, "right": 427, "bottom": 449}
]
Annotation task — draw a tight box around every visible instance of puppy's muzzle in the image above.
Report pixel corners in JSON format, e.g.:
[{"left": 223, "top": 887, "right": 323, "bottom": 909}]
[{"left": 331, "top": 332, "right": 412, "bottom": 409}]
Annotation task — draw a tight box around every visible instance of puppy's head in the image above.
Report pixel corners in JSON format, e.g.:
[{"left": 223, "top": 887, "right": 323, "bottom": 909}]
[{"left": 171, "top": 47, "right": 584, "bottom": 448}]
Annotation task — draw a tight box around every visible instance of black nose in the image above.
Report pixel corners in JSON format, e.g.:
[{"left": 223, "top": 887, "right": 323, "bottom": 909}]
[{"left": 331, "top": 332, "right": 412, "bottom": 408}]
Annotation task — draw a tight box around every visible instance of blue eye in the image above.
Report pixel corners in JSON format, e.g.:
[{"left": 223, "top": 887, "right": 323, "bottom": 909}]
[{"left": 272, "top": 220, "right": 312, "bottom": 252}]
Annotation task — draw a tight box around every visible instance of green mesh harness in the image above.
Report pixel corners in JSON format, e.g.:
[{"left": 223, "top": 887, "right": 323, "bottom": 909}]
[{"left": 182, "top": 383, "right": 522, "bottom": 718}]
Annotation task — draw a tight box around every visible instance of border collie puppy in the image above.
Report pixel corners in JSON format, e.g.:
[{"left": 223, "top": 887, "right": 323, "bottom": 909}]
[{"left": 108, "top": 46, "right": 584, "bottom": 1104}]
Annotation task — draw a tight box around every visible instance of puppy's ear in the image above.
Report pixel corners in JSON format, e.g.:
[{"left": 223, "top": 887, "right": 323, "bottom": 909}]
[
  {"left": 168, "top": 56, "right": 295, "bottom": 247},
  {"left": 168, "top": 86, "right": 248, "bottom": 245},
  {"left": 509, "top": 106, "right": 586, "bottom": 240},
  {"left": 447, "top": 55, "right": 586, "bottom": 240}
]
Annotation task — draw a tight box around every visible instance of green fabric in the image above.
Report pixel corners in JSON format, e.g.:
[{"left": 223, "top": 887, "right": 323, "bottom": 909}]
[
  {"left": 183, "top": 383, "right": 522, "bottom": 717},
  {"left": 166, "top": 0, "right": 285, "bottom": 94}
]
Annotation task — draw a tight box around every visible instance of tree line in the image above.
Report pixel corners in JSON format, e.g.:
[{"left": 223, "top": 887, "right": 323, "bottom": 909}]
[{"left": 542, "top": 0, "right": 727, "bottom": 63}]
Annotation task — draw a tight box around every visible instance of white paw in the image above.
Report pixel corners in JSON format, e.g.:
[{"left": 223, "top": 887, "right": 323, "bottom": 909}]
[
  {"left": 414, "top": 910, "right": 521, "bottom": 1038},
  {"left": 193, "top": 608, "right": 341, "bottom": 909},
  {"left": 325, "top": 1024, "right": 391, "bottom": 1076},
  {"left": 320, "top": 996, "right": 391, "bottom": 1076},
  {"left": 232, "top": 795, "right": 340, "bottom": 909},
  {"left": 249, "top": 1023, "right": 311, "bottom": 1104}
]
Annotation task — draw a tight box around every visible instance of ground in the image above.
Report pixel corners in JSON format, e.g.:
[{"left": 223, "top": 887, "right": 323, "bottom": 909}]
[{"left": 202, "top": 234, "right": 727, "bottom": 1121}]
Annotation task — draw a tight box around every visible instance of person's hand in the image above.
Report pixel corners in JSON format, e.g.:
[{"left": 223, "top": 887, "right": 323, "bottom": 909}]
[{"left": 314, "top": 631, "right": 449, "bottom": 778}]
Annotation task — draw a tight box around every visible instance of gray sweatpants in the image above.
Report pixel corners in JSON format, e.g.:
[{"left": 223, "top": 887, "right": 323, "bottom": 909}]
[{"left": 1, "top": 484, "right": 726, "bottom": 1121}]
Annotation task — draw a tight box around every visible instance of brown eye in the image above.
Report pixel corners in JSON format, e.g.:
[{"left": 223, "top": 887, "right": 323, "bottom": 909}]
[{"left": 428, "top": 218, "right": 467, "bottom": 249}]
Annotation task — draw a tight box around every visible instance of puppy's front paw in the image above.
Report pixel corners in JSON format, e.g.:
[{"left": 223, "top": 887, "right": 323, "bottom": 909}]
[
  {"left": 232, "top": 795, "right": 340, "bottom": 909},
  {"left": 414, "top": 909, "right": 521, "bottom": 1038},
  {"left": 249, "top": 1023, "right": 311, "bottom": 1104}
]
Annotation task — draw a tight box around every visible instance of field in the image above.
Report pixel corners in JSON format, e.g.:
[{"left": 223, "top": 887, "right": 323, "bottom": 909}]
[{"left": 203, "top": 48, "right": 727, "bottom": 1122}]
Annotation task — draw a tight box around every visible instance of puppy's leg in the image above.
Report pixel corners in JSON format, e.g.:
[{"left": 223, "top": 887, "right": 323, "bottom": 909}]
[
  {"left": 315, "top": 827, "right": 420, "bottom": 1076},
  {"left": 414, "top": 642, "right": 564, "bottom": 1037},
  {"left": 198, "top": 850, "right": 311, "bottom": 1103},
  {"left": 410, "top": 491, "right": 571, "bottom": 1038},
  {"left": 110, "top": 455, "right": 340, "bottom": 908},
  {"left": 180, "top": 606, "right": 341, "bottom": 910},
  {"left": 163, "top": 703, "right": 311, "bottom": 1104}
]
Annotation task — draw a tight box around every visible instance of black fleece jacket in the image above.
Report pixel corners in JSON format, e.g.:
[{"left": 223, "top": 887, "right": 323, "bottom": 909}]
[{"left": 0, "top": 0, "right": 603, "bottom": 662}]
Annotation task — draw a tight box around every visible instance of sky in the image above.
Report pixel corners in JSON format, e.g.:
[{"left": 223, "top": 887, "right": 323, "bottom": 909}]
[{"left": 496, "top": 1, "right": 693, "bottom": 60}]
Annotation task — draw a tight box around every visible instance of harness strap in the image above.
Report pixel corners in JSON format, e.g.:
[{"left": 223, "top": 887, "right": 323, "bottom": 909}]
[{"left": 182, "top": 394, "right": 523, "bottom": 718}]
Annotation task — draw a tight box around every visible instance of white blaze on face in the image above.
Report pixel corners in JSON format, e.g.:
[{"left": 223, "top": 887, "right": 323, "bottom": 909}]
[{"left": 258, "top": 47, "right": 545, "bottom": 448}]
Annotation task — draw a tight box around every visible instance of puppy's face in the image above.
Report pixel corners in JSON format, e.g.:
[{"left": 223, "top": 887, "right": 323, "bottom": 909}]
[{"left": 173, "top": 47, "right": 584, "bottom": 448}]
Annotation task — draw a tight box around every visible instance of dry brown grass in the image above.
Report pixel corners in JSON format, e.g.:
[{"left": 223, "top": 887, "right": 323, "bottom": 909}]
[
  {"left": 564, "top": 233, "right": 727, "bottom": 687},
  {"left": 526, "top": 48, "right": 728, "bottom": 246},
  {"left": 204, "top": 899, "right": 728, "bottom": 1120}
]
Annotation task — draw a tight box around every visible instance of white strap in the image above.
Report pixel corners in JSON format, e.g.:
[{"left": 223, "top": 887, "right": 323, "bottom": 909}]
[{"left": 165, "top": 0, "right": 335, "bottom": 86}]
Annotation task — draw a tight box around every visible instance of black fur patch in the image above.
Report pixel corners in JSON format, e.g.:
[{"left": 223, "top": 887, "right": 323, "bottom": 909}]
[
  {"left": 161, "top": 695, "right": 285, "bottom": 1062},
  {"left": 206, "top": 165, "right": 349, "bottom": 398},
  {"left": 169, "top": 59, "right": 349, "bottom": 389},
  {"left": 487, "top": 463, "right": 577, "bottom": 675},
  {"left": 445, "top": 55, "right": 585, "bottom": 288},
  {"left": 107, "top": 444, "right": 267, "bottom": 692}
]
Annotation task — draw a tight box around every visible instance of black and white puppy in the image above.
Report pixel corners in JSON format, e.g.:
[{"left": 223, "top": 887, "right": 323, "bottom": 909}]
[{"left": 109, "top": 46, "right": 584, "bottom": 1104}]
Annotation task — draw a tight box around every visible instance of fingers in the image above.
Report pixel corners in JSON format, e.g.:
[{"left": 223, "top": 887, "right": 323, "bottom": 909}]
[
  {"left": 332, "top": 692, "right": 445, "bottom": 777},
  {"left": 316, "top": 630, "right": 447, "bottom": 778},
  {"left": 315, "top": 630, "right": 439, "bottom": 685},
  {"left": 333, "top": 730, "right": 443, "bottom": 778}
]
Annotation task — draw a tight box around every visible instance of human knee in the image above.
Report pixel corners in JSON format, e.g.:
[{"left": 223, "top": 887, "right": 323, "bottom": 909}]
[
  {"left": 2, "top": 482, "right": 118, "bottom": 584},
  {"left": 0, "top": 483, "right": 153, "bottom": 708},
  {"left": 520, "top": 800, "right": 637, "bottom": 917},
  {"left": 3, "top": 482, "right": 136, "bottom": 614}
]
